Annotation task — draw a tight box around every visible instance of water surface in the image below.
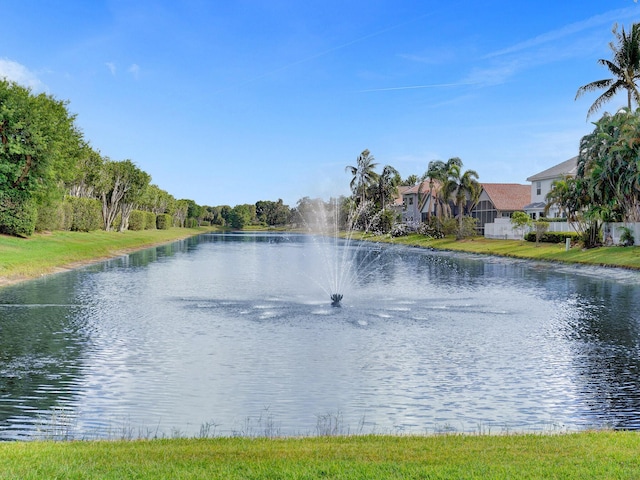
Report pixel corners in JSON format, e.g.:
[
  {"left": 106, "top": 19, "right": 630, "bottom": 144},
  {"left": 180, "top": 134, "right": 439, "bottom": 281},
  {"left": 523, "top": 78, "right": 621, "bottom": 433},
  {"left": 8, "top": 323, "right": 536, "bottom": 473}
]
[{"left": 1, "top": 232, "right": 640, "bottom": 439}]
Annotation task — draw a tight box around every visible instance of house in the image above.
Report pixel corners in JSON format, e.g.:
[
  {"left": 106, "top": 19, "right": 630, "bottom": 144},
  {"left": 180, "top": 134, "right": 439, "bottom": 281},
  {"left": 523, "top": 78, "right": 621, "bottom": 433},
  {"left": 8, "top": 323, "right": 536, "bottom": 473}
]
[
  {"left": 400, "top": 180, "right": 451, "bottom": 224},
  {"left": 524, "top": 156, "right": 578, "bottom": 219},
  {"left": 472, "top": 183, "right": 531, "bottom": 235},
  {"left": 400, "top": 181, "right": 432, "bottom": 224}
]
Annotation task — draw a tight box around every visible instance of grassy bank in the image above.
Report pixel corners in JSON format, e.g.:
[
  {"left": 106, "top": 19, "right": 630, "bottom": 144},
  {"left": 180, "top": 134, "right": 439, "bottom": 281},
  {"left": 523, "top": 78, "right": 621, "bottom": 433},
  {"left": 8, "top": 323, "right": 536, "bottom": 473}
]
[
  {"left": 365, "top": 233, "right": 640, "bottom": 270},
  {"left": 0, "top": 227, "right": 216, "bottom": 287},
  {"left": 1, "top": 432, "right": 639, "bottom": 479}
]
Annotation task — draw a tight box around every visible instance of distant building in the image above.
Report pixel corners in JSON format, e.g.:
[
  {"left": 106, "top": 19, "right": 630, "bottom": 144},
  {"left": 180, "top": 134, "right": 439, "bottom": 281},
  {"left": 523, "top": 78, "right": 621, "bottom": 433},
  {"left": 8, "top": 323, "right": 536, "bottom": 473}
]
[
  {"left": 524, "top": 157, "right": 578, "bottom": 219},
  {"left": 472, "top": 183, "right": 531, "bottom": 235}
]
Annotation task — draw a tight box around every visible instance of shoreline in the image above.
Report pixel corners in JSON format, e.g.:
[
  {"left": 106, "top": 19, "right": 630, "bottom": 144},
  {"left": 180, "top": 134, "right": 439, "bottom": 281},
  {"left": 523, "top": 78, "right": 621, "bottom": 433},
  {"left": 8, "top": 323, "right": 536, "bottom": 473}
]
[
  {"left": 3, "top": 229, "right": 640, "bottom": 290},
  {"left": 0, "top": 228, "right": 213, "bottom": 289}
]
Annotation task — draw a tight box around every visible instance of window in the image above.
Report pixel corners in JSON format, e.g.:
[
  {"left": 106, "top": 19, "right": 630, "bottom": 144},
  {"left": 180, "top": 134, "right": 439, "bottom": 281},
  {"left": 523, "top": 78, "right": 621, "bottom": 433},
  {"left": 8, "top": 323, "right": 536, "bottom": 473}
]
[
  {"left": 536, "top": 181, "right": 541, "bottom": 196},
  {"left": 408, "top": 197, "right": 413, "bottom": 205}
]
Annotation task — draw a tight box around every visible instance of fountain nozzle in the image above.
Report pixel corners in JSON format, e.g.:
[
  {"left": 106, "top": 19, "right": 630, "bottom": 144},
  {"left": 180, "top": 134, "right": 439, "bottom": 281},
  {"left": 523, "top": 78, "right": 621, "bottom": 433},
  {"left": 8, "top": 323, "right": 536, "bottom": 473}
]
[{"left": 330, "top": 293, "right": 343, "bottom": 307}]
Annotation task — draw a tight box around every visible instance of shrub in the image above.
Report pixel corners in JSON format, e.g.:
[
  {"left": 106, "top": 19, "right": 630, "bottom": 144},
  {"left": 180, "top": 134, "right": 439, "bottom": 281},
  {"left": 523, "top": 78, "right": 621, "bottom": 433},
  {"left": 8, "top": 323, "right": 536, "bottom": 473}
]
[
  {"left": 186, "top": 218, "right": 199, "bottom": 228},
  {"left": 0, "top": 191, "right": 37, "bottom": 237},
  {"left": 525, "top": 231, "right": 580, "bottom": 243},
  {"left": 200, "top": 220, "right": 211, "bottom": 227},
  {"left": 390, "top": 223, "right": 411, "bottom": 237},
  {"left": 144, "top": 211, "right": 156, "bottom": 230},
  {"left": 66, "top": 197, "right": 102, "bottom": 232},
  {"left": 128, "top": 210, "right": 146, "bottom": 231},
  {"left": 35, "top": 200, "right": 66, "bottom": 232},
  {"left": 418, "top": 221, "right": 445, "bottom": 239},
  {"left": 456, "top": 216, "right": 478, "bottom": 239},
  {"left": 619, "top": 226, "right": 635, "bottom": 246},
  {"left": 156, "top": 213, "right": 172, "bottom": 230}
]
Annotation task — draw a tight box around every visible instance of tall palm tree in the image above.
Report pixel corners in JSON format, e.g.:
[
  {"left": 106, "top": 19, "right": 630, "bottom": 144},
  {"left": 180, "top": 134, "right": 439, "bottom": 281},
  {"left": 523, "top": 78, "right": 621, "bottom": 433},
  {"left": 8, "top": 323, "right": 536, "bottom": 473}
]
[
  {"left": 440, "top": 161, "right": 481, "bottom": 239},
  {"left": 421, "top": 157, "right": 462, "bottom": 219},
  {"left": 375, "top": 164, "right": 400, "bottom": 209},
  {"left": 576, "top": 23, "right": 640, "bottom": 118},
  {"left": 345, "top": 149, "right": 379, "bottom": 205}
]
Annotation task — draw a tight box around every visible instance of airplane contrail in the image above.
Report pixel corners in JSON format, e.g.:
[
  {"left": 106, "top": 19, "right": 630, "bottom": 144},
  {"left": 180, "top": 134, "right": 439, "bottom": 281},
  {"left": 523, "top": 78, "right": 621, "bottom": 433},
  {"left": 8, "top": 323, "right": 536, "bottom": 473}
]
[
  {"left": 213, "top": 10, "right": 439, "bottom": 94},
  {"left": 357, "top": 82, "right": 477, "bottom": 93}
]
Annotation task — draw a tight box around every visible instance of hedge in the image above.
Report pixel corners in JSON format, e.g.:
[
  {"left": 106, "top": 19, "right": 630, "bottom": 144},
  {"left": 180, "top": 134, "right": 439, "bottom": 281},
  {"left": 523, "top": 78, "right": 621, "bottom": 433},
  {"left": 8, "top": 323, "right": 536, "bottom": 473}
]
[
  {"left": 67, "top": 197, "right": 102, "bottom": 232},
  {"left": 156, "top": 213, "right": 172, "bottom": 230},
  {"left": 0, "top": 191, "right": 37, "bottom": 237},
  {"left": 144, "top": 211, "right": 156, "bottom": 230},
  {"left": 128, "top": 210, "right": 147, "bottom": 231},
  {"left": 525, "top": 231, "right": 580, "bottom": 243}
]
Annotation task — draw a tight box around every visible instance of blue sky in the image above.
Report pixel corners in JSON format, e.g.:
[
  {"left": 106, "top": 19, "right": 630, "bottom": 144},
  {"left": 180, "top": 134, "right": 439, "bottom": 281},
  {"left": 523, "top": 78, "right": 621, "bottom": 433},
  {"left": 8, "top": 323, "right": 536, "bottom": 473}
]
[{"left": 1, "top": 1, "right": 639, "bottom": 207}]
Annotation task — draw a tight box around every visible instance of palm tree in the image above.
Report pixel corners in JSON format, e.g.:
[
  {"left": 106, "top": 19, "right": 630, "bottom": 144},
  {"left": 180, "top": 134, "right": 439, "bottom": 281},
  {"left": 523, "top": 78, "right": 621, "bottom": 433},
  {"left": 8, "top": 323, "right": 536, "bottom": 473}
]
[
  {"left": 576, "top": 23, "right": 640, "bottom": 118},
  {"left": 440, "top": 161, "right": 481, "bottom": 239},
  {"left": 375, "top": 165, "right": 400, "bottom": 209},
  {"left": 421, "top": 157, "right": 462, "bottom": 220},
  {"left": 345, "top": 149, "right": 379, "bottom": 205}
]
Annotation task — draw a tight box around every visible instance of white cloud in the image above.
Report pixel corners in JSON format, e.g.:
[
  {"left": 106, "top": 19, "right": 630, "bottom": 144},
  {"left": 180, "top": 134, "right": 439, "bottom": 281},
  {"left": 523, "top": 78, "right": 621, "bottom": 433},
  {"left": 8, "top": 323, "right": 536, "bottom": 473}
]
[
  {"left": 128, "top": 63, "right": 140, "bottom": 79},
  {"left": 106, "top": 62, "right": 117, "bottom": 75},
  {"left": 0, "top": 58, "right": 43, "bottom": 90}
]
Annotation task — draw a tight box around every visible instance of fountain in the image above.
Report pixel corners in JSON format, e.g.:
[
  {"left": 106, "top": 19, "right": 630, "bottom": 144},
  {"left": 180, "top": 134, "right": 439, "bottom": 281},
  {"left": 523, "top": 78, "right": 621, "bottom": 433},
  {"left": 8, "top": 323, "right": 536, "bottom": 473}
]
[
  {"left": 298, "top": 197, "right": 383, "bottom": 306},
  {"left": 330, "top": 293, "right": 343, "bottom": 307}
]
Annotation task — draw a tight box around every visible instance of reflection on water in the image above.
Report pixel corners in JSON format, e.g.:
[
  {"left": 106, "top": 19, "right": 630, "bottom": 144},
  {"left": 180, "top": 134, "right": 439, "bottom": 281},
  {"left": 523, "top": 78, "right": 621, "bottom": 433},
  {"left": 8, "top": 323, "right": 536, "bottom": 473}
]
[{"left": 2, "top": 232, "right": 640, "bottom": 439}]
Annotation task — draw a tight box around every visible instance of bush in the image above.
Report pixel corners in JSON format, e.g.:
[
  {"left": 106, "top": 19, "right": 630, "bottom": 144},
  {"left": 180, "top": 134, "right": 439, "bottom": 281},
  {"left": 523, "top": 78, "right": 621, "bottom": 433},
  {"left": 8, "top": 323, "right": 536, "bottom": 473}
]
[
  {"left": 144, "top": 211, "right": 156, "bottom": 230},
  {"left": 456, "top": 216, "right": 478, "bottom": 239},
  {"left": 619, "top": 226, "right": 635, "bottom": 246},
  {"left": 525, "top": 231, "right": 580, "bottom": 243},
  {"left": 186, "top": 218, "right": 199, "bottom": 228},
  {"left": 35, "top": 200, "right": 66, "bottom": 232},
  {"left": 128, "top": 210, "right": 146, "bottom": 231},
  {"left": 66, "top": 197, "right": 102, "bottom": 232},
  {"left": 0, "top": 191, "right": 37, "bottom": 237},
  {"left": 156, "top": 213, "right": 172, "bottom": 230},
  {"left": 200, "top": 220, "right": 211, "bottom": 227},
  {"left": 391, "top": 223, "right": 411, "bottom": 237},
  {"left": 418, "top": 221, "right": 445, "bottom": 239}
]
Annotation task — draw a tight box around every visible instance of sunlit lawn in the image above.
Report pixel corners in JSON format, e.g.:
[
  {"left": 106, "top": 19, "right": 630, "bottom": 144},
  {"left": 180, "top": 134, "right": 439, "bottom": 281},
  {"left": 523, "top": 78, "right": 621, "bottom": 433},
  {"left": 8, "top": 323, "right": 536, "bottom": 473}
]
[
  {"left": 1, "top": 432, "right": 639, "bottom": 479},
  {"left": 366, "top": 233, "right": 640, "bottom": 270},
  {"left": 0, "top": 227, "right": 216, "bottom": 283}
]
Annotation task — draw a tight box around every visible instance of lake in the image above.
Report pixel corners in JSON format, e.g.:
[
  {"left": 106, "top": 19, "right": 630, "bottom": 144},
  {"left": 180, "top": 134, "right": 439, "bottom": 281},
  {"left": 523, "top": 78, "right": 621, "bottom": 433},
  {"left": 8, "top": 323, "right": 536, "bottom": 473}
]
[{"left": 1, "top": 232, "right": 640, "bottom": 440}]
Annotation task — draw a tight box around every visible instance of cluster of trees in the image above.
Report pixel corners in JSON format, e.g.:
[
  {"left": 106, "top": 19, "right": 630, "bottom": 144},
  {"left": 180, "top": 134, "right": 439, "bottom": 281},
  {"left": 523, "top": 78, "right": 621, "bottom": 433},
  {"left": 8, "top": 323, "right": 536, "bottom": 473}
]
[
  {"left": 343, "top": 149, "right": 481, "bottom": 238},
  {"left": 0, "top": 79, "right": 215, "bottom": 237},
  {"left": 0, "top": 79, "right": 299, "bottom": 237},
  {"left": 545, "top": 22, "right": 640, "bottom": 247}
]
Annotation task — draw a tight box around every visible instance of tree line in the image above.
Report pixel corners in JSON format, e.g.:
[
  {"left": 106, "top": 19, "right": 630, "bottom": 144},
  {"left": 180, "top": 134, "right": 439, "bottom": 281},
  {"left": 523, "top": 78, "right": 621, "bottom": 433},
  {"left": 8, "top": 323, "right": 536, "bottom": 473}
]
[{"left": 0, "top": 79, "right": 305, "bottom": 236}]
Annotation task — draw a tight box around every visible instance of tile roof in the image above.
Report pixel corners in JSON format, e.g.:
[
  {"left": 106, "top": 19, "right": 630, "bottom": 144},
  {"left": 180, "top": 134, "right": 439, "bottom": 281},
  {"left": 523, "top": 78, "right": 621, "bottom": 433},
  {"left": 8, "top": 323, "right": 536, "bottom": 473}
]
[
  {"left": 481, "top": 183, "right": 530, "bottom": 211},
  {"left": 526, "top": 156, "right": 578, "bottom": 182},
  {"left": 393, "top": 185, "right": 412, "bottom": 206}
]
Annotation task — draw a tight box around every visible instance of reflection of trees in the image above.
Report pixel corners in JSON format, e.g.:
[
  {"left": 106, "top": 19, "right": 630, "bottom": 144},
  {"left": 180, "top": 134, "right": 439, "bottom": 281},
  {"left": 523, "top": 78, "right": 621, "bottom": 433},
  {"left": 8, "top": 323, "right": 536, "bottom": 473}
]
[
  {"left": 0, "top": 279, "right": 89, "bottom": 439},
  {"left": 566, "top": 279, "right": 640, "bottom": 429}
]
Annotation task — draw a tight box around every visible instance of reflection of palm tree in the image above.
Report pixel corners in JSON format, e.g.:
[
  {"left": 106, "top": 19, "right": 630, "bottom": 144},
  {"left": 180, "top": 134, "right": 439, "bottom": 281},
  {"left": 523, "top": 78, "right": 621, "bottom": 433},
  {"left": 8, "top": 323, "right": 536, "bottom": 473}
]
[
  {"left": 441, "top": 162, "right": 481, "bottom": 238},
  {"left": 576, "top": 23, "right": 640, "bottom": 118},
  {"left": 345, "top": 149, "right": 379, "bottom": 205}
]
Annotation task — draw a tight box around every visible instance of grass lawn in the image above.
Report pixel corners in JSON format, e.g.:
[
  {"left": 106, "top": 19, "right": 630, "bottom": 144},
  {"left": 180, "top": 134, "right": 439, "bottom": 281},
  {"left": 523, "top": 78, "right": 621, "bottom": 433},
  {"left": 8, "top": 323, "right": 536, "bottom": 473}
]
[
  {"left": 1, "top": 432, "right": 639, "bottom": 479},
  {"left": 0, "top": 227, "right": 216, "bottom": 286},
  {"left": 364, "top": 233, "right": 640, "bottom": 270}
]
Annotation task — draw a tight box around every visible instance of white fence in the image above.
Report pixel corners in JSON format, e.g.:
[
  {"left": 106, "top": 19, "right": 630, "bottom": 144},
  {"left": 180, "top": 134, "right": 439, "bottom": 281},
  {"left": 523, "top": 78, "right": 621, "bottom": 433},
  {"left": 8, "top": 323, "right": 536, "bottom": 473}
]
[{"left": 484, "top": 219, "right": 640, "bottom": 245}]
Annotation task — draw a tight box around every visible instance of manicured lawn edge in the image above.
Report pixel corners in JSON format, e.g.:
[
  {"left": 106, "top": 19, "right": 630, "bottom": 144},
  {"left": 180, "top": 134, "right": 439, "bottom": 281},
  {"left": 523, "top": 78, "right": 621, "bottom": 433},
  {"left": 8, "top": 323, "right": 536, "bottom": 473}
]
[
  {"left": 1, "top": 432, "right": 639, "bottom": 479},
  {"left": 0, "top": 227, "right": 218, "bottom": 288},
  {"left": 360, "top": 233, "right": 640, "bottom": 270}
]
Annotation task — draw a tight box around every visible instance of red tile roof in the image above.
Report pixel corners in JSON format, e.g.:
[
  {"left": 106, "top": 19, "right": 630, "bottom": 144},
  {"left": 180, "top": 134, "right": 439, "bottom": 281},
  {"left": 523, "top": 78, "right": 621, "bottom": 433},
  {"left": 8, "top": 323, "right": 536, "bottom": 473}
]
[{"left": 481, "top": 183, "right": 530, "bottom": 211}]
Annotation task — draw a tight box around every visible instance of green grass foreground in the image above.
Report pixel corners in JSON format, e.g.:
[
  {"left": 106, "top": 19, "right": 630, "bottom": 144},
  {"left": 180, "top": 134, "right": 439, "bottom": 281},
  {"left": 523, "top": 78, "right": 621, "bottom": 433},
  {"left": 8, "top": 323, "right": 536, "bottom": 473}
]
[
  {"left": 0, "top": 227, "right": 216, "bottom": 286},
  {"left": 1, "top": 432, "right": 639, "bottom": 479},
  {"left": 366, "top": 233, "right": 640, "bottom": 269}
]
